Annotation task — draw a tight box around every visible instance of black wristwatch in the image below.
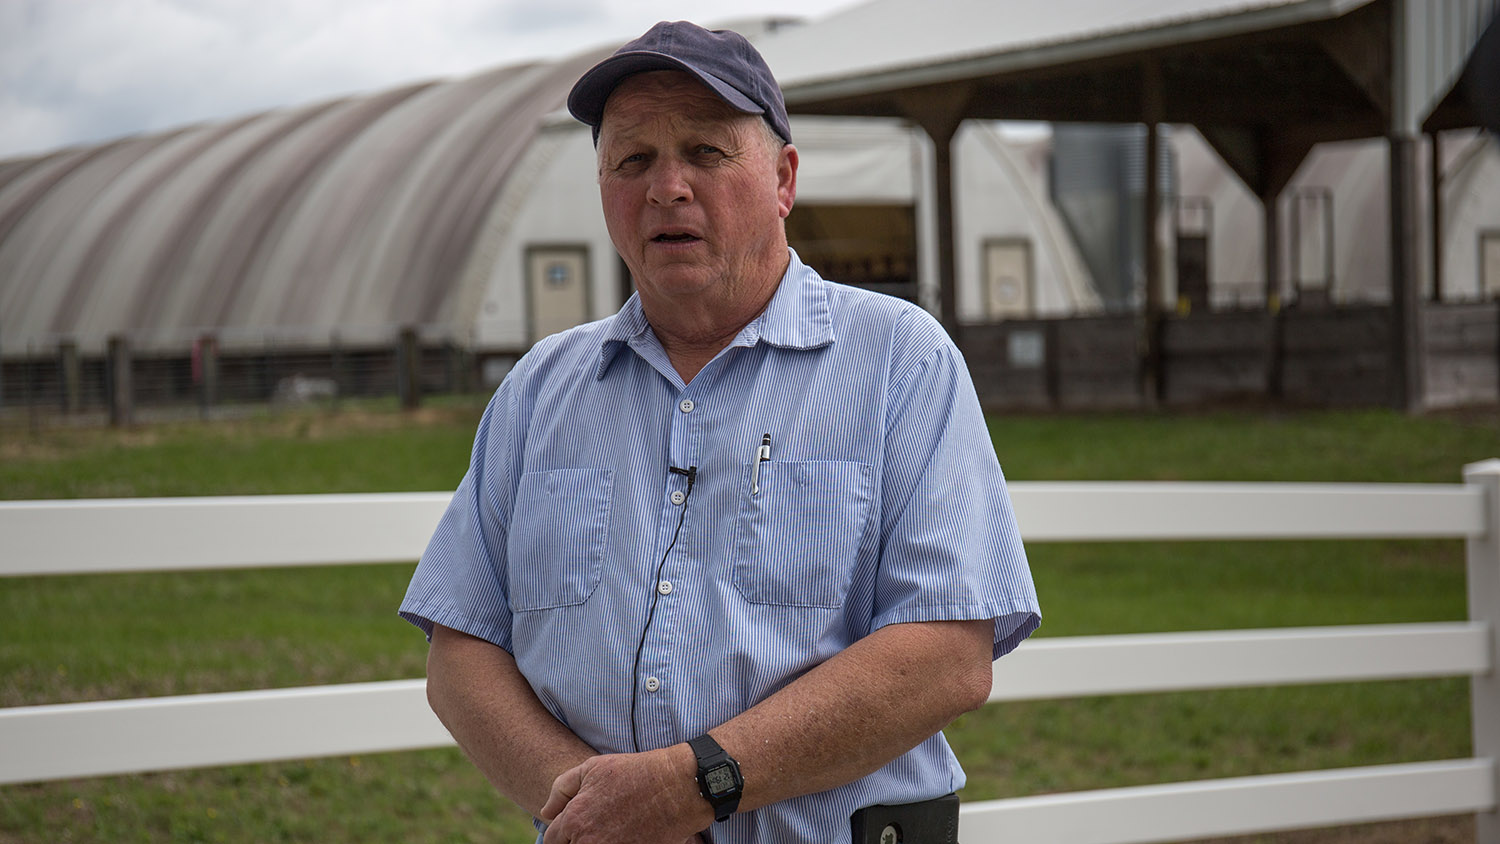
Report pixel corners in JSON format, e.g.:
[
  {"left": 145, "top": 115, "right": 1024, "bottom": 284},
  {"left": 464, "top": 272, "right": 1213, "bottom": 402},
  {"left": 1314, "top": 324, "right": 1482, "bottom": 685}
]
[{"left": 688, "top": 733, "right": 743, "bottom": 822}]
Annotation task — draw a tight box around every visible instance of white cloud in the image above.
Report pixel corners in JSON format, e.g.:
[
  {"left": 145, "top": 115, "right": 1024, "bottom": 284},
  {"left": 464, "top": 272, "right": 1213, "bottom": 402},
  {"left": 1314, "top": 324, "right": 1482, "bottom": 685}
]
[
  {"left": 0, "top": 96, "right": 72, "bottom": 157},
  {"left": 491, "top": 0, "right": 611, "bottom": 34},
  {"left": 0, "top": 0, "right": 862, "bottom": 159}
]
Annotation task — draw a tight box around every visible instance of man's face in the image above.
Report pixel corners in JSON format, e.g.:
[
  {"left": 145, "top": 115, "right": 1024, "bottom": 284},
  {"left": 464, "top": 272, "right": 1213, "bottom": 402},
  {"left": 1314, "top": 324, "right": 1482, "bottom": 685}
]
[{"left": 596, "top": 71, "right": 797, "bottom": 312}]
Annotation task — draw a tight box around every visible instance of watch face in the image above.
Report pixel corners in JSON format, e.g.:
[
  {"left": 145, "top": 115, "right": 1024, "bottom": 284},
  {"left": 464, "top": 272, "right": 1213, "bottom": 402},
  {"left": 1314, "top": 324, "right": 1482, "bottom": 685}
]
[{"left": 704, "top": 764, "right": 738, "bottom": 796}]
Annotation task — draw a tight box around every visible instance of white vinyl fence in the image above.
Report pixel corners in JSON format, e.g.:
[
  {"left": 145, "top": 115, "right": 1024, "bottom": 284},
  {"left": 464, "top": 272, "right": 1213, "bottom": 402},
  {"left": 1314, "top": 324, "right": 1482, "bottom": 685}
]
[{"left": 2, "top": 461, "right": 1497, "bottom": 844}]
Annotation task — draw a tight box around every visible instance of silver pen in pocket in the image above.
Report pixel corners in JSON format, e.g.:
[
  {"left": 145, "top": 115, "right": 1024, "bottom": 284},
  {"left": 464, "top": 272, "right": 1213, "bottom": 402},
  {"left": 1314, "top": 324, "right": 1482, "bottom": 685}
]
[{"left": 752, "top": 433, "right": 771, "bottom": 495}]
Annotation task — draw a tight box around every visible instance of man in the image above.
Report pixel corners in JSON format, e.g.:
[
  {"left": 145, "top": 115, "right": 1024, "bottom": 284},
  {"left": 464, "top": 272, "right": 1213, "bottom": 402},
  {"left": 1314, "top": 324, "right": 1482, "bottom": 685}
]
[{"left": 400, "top": 21, "right": 1039, "bottom": 844}]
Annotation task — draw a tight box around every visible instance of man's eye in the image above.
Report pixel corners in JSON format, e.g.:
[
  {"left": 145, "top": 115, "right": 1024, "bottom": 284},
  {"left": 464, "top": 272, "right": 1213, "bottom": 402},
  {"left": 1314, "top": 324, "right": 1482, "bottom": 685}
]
[{"left": 695, "top": 145, "right": 723, "bottom": 156}]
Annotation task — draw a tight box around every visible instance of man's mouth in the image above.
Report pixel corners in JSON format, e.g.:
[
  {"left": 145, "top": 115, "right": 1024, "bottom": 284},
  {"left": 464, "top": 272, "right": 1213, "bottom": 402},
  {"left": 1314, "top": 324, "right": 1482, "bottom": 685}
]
[{"left": 652, "top": 232, "right": 699, "bottom": 243}]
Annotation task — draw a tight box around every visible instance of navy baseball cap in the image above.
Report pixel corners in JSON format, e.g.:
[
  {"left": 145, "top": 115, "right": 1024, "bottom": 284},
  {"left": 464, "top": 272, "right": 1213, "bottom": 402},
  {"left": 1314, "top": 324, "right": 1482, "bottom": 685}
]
[{"left": 567, "top": 21, "right": 792, "bottom": 145}]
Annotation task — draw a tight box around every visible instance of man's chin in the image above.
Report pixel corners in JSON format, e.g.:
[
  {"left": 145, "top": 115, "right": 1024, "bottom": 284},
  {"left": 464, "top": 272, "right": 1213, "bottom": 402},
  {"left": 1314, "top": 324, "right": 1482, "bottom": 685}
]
[{"left": 637, "top": 266, "right": 721, "bottom": 299}]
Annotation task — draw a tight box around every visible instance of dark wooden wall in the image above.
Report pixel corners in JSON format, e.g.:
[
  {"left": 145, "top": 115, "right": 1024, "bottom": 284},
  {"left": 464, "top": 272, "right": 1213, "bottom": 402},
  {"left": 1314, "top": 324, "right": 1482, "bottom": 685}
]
[{"left": 962, "top": 302, "right": 1499, "bottom": 411}]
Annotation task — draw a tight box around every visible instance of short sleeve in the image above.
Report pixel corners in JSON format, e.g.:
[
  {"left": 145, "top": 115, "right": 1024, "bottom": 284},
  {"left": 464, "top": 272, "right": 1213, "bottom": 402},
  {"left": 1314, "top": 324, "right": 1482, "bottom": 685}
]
[
  {"left": 872, "top": 323, "right": 1040, "bottom": 659},
  {"left": 398, "top": 386, "right": 519, "bottom": 652}
]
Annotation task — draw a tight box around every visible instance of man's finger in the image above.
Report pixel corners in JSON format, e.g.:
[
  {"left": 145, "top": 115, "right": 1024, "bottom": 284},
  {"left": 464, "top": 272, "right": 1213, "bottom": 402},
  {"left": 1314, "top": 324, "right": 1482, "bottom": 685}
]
[{"left": 539, "top": 762, "right": 585, "bottom": 822}]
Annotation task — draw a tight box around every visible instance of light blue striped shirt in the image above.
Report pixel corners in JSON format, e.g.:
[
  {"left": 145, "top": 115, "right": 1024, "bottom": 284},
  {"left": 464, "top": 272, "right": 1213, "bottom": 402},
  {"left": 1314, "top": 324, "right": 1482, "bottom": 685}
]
[{"left": 401, "top": 249, "right": 1039, "bottom": 843}]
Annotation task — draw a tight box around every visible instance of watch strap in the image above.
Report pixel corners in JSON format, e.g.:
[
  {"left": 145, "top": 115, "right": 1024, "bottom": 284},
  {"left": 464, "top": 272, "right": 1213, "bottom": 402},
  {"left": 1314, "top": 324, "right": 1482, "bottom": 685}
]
[
  {"left": 688, "top": 733, "right": 724, "bottom": 763},
  {"left": 689, "top": 733, "right": 743, "bottom": 822}
]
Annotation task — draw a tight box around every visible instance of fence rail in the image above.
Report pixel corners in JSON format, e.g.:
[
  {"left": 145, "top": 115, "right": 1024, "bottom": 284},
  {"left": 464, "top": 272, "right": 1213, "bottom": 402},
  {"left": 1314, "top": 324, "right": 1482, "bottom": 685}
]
[
  {"left": 0, "top": 482, "right": 1483, "bottom": 577},
  {"left": 2, "top": 466, "right": 1497, "bottom": 843},
  {"left": 0, "top": 328, "right": 512, "bottom": 428}
]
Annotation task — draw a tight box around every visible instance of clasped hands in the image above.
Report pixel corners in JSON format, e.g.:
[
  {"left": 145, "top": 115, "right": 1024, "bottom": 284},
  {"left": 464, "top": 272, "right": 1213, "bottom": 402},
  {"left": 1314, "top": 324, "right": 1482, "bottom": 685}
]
[{"left": 539, "top": 747, "right": 712, "bottom": 844}]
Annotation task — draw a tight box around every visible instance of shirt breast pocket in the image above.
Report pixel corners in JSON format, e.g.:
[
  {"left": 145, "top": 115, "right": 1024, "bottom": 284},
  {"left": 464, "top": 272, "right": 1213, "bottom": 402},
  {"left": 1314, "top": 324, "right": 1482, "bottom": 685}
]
[
  {"left": 507, "top": 468, "right": 613, "bottom": 611},
  {"left": 732, "top": 460, "right": 874, "bottom": 608}
]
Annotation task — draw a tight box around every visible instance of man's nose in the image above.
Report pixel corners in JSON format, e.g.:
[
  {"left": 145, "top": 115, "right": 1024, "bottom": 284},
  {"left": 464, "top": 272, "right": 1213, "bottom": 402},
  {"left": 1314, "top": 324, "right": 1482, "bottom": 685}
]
[{"left": 646, "top": 159, "right": 693, "bottom": 206}]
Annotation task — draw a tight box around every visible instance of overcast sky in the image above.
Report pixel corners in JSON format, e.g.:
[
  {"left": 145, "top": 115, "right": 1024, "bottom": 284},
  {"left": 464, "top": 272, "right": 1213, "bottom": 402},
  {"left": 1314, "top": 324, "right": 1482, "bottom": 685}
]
[{"left": 0, "top": 0, "right": 862, "bottom": 160}]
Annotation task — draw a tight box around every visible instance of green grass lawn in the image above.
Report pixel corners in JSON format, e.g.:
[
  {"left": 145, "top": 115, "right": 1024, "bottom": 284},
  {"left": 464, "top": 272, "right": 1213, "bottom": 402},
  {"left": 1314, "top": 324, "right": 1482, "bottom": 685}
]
[{"left": 0, "top": 404, "right": 1495, "bottom": 843}]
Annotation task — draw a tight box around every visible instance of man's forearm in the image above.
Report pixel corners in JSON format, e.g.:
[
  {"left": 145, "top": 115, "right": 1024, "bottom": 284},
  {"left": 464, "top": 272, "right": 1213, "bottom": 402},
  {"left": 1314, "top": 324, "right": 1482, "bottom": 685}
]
[
  {"left": 426, "top": 623, "right": 596, "bottom": 817},
  {"left": 715, "top": 618, "right": 995, "bottom": 813},
  {"left": 542, "top": 618, "right": 996, "bottom": 842}
]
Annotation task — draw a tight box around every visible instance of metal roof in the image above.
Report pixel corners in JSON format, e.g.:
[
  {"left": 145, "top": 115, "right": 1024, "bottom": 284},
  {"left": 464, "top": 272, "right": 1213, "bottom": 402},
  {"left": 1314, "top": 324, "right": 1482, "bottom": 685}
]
[
  {"left": 762, "top": 0, "right": 1497, "bottom": 140},
  {"left": 764, "top": 0, "right": 1374, "bottom": 105}
]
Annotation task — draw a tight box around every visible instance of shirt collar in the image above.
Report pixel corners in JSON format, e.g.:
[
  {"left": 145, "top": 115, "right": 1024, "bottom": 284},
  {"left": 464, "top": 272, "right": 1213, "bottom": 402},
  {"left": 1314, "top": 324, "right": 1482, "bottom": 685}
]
[{"left": 595, "top": 248, "right": 834, "bottom": 380}]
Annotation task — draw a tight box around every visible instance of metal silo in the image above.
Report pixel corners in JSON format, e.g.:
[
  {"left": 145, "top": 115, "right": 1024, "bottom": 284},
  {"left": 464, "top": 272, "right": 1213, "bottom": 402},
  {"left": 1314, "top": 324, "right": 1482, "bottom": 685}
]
[{"left": 1049, "top": 123, "right": 1176, "bottom": 312}]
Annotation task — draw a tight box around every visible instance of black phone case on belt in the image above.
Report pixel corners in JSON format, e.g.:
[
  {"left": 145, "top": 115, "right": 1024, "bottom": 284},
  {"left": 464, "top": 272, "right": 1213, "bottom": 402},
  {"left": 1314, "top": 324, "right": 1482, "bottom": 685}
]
[{"left": 850, "top": 793, "right": 959, "bottom": 844}]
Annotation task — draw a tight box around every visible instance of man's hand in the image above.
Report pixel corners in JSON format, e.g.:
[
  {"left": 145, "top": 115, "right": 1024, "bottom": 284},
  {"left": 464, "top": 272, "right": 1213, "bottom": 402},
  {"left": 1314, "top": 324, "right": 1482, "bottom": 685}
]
[{"left": 538, "top": 746, "right": 713, "bottom": 844}]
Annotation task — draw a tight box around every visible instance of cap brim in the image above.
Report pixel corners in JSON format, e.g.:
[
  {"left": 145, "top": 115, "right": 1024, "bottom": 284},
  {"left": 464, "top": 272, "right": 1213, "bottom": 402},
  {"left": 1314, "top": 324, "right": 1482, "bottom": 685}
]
[{"left": 566, "top": 50, "right": 766, "bottom": 129}]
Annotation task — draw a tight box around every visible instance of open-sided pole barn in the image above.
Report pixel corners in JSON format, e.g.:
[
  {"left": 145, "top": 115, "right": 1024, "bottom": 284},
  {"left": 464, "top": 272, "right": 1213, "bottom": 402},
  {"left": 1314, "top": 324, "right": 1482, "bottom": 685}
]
[{"left": 761, "top": 0, "right": 1500, "bottom": 410}]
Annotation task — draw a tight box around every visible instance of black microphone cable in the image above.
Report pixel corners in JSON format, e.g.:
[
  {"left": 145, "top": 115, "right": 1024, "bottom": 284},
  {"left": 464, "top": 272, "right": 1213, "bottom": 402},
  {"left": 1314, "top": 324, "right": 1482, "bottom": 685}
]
[{"left": 629, "top": 464, "right": 697, "bottom": 752}]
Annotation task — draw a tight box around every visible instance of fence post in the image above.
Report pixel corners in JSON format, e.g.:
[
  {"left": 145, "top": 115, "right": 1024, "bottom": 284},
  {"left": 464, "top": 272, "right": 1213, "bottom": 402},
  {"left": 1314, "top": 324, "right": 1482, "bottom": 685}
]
[
  {"left": 262, "top": 336, "right": 275, "bottom": 408},
  {"left": 58, "top": 339, "right": 80, "bottom": 414},
  {"left": 396, "top": 327, "right": 421, "bottom": 410},
  {"left": 107, "top": 335, "right": 135, "bottom": 425},
  {"left": 446, "top": 342, "right": 465, "bottom": 395},
  {"left": 195, "top": 334, "right": 218, "bottom": 419},
  {"left": 1466, "top": 459, "right": 1500, "bottom": 844},
  {"left": 107, "top": 335, "right": 133, "bottom": 427},
  {"left": 330, "top": 331, "right": 343, "bottom": 412},
  {"left": 25, "top": 342, "right": 38, "bottom": 432}
]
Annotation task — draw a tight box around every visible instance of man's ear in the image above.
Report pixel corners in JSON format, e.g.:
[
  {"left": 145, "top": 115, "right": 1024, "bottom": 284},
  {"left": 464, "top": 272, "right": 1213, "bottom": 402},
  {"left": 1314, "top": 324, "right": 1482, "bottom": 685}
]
[{"left": 776, "top": 144, "right": 798, "bottom": 219}]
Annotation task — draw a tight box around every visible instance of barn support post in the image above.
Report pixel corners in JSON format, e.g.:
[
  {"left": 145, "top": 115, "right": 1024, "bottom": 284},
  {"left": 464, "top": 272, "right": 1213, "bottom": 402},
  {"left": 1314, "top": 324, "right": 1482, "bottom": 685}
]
[
  {"left": 1389, "top": 135, "right": 1427, "bottom": 411},
  {"left": 1389, "top": 0, "right": 1427, "bottom": 412},
  {"left": 1142, "top": 55, "right": 1166, "bottom": 406},
  {"left": 898, "top": 85, "right": 974, "bottom": 345},
  {"left": 1430, "top": 131, "right": 1445, "bottom": 302}
]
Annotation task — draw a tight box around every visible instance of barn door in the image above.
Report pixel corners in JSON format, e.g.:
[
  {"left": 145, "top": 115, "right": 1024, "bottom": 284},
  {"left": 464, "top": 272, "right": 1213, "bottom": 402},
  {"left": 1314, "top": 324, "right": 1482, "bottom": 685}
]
[{"left": 527, "top": 246, "right": 590, "bottom": 344}]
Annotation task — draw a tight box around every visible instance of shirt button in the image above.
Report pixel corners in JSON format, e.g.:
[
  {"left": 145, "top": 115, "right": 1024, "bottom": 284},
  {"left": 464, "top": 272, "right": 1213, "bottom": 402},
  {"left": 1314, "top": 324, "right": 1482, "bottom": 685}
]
[
  {"left": 645, "top": 676, "right": 661, "bottom": 692},
  {"left": 679, "top": 399, "right": 695, "bottom": 413},
  {"left": 670, "top": 490, "right": 685, "bottom": 505},
  {"left": 658, "top": 580, "right": 673, "bottom": 595}
]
